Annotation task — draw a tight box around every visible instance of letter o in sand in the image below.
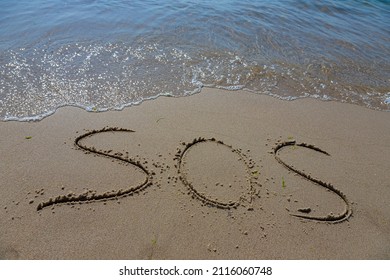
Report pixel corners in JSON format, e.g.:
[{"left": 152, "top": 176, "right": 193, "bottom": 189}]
[{"left": 177, "top": 138, "right": 254, "bottom": 209}]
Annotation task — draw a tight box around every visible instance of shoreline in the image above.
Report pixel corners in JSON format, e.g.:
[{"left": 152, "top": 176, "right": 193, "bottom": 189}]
[
  {"left": 1, "top": 88, "right": 389, "bottom": 259},
  {"left": 2, "top": 86, "right": 389, "bottom": 123}
]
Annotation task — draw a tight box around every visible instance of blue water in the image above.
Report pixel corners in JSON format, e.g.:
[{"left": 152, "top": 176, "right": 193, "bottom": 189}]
[{"left": 1, "top": 0, "right": 389, "bottom": 120}]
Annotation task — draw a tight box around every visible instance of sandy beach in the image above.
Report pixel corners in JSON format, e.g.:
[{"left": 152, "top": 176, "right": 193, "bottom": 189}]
[{"left": 0, "top": 88, "right": 389, "bottom": 259}]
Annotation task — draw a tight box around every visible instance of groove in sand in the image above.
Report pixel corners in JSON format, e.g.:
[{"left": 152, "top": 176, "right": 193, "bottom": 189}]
[
  {"left": 176, "top": 137, "right": 256, "bottom": 209},
  {"left": 37, "top": 127, "right": 152, "bottom": 211},
  {"left": 274, "top": 141, "right": 352, "bottom": 223}
]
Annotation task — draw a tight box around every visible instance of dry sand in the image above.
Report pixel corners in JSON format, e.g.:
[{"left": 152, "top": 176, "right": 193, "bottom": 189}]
[{"left": 0, "top": 88, "right": 389, "bottom": 259}]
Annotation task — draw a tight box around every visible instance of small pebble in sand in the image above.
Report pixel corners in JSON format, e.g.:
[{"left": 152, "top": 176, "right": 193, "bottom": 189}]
[{"left": 298, "top": 207, "right": 311, "bottom": 214}]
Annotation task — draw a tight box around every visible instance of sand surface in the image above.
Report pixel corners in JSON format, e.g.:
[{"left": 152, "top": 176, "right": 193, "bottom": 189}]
[{"left": 1, "top": 88, "right": 389, "bottom": 259}]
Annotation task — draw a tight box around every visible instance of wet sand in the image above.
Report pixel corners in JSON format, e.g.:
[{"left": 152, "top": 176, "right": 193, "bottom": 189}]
[{"left": 0, "top": 88, "right": 389, "bottom": 259}]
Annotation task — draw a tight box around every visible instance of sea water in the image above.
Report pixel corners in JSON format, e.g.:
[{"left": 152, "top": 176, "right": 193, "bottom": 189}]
[{"left": 0, "top": 0, "right": 389, "bottom": 120}]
